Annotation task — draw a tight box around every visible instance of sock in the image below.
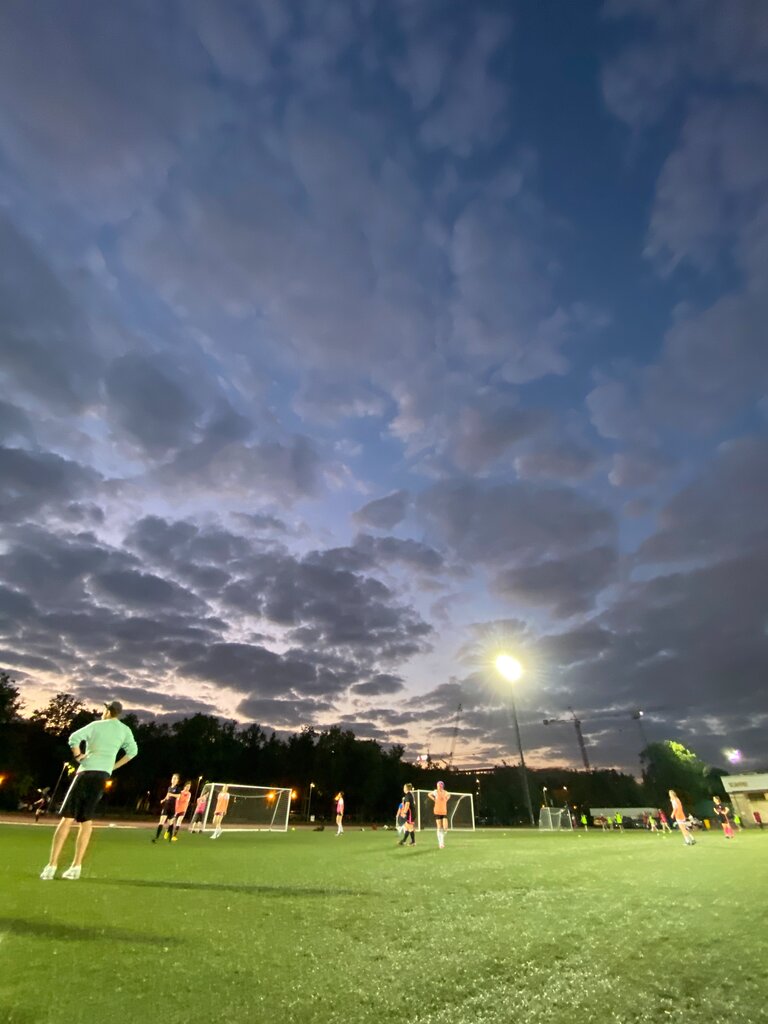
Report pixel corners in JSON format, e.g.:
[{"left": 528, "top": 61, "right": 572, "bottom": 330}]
[{"left": 155, "top": 824, "right": 163, "bottom": 839}]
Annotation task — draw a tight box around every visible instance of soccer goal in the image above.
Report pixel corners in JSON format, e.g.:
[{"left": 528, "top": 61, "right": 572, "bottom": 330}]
[
  {"left": 199, "top": 782, "right": 292, "bottom": 832},
  {"left": 414, "top": 789, "right": 475, "bottom": 831},
  {"left": 538, "top": 807, "right": 574, "bottom": 831}
]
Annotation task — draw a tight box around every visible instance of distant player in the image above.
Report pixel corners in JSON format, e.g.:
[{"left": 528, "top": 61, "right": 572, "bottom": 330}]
[
  {"left": 658, "top": 809, "right": 672, "bottom": 834},
  {"left": 152, "top": 774, "right": 181, "bottom": 843},
  {"left": 669, "top": 790, "right": 695, "bottom": 846},
  {"left": 335, "top": 792, "right": 345, "bottom": 836},
  {"left": 648, "top": 813, "right": 659, "bottom": 834},
  {"left": 210, "top": 784, "right": 229, "bottom": 839},
  {"left": 40, "top": 700, "right": 137, "bottom": 880},
  {"left": 397, "top": 783, "right": 416, "bottom": 847},
  {"left": 189, "top": 792, "right": 208, "bottom": 833},
  {"left": 170, "top": 782, "right": 192, "bottom": 841},
  {"left": 427, "top": 780, "right": 449, "bottom": 849},
  {"left": 33, "top": 789, "right": 50, "bottom": 822},
  {"left": 713, "top": 797, "right": 734, "bottom": 839}
]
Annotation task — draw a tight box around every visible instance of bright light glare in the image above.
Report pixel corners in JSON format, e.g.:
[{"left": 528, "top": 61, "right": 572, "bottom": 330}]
[
  {"left": 495, "top": 654, "right": 523, "bottom": 682},
  {"left": 726, "top": 749, "right": 742, "bottom": 764}
]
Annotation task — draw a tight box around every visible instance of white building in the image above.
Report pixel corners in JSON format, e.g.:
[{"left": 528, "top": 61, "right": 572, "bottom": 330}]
[{"left": 721, "top": 773, "right": 768, "bottom": 828}]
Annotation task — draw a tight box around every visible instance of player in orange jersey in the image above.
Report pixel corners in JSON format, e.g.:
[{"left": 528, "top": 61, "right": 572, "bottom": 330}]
[
  {"left": 428, "top": 780, "right": 450, "bottom": 849},
  {"left": 169, "top": 782, "right": 192, "bottom": 841},
  {"left": 669, "top": 790, "right": 695, "bottom": 846},
  {"left": 210, "top": 784, "right": 230, "bottom": 839}
]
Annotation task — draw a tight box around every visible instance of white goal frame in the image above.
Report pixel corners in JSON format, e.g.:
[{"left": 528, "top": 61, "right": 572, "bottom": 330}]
[
  {"left": 200, "top": 782, "right": 292, "bottom": 832},
  {"left": 414, "top": 789, "right": 475, "bottom": 831},
  {"left": 538, "top": 807, "right": 574, "bottom": 831}
]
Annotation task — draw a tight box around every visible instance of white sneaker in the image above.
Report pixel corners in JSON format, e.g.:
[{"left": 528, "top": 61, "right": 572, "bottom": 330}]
[
  {"left": 40, "top": 864, "right": 56, "bottom": 880},
  {"left": 62, "top": 865, "right": 81, "bottom": 880}
]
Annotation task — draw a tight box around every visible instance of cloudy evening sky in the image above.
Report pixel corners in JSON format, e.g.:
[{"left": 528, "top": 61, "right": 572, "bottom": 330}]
[{"left": 1, "top": 0, "right": 767, "bottom": 773}]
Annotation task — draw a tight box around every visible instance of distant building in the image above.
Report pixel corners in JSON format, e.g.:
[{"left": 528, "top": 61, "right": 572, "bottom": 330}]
[{"left": 721, "top": 773, "right": 768, "bottom": 827}]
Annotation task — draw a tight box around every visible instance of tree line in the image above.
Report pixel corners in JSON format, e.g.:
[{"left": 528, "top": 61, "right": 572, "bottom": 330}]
[{"left": 0, "top": 673, "right": 729, "bottom": 823}]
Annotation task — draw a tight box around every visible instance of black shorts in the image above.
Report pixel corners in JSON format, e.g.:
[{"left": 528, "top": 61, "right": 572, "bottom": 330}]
[
  {"left": 161, "top": 799, "right": 176, "bottom": 817},
  {"left": 59, "top": 771, "right": 109, "bottom": 823}
]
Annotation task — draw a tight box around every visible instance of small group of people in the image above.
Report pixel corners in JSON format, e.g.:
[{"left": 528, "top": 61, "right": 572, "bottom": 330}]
[
  {"left": 395, "top": 781, "right": 450, "bottom": 848},
  {"left": 152, "top": 779, "right": 230, "bottom": 841},
  {"left": 39, "top": 698, "right": 242, "bottom": 881}
]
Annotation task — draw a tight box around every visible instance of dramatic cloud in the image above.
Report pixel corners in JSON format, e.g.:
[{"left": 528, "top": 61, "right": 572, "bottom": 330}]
[{"left": 0, "top": 1, "right": 765, "bottom": 770}]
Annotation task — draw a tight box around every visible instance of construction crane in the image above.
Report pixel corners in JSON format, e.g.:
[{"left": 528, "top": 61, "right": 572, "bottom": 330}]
[
  {"left": 543, "top": 707, "right": 591, "bottom": 772},
  {"left": 446, "top": 703, "right": 463, "bottom": 769}
]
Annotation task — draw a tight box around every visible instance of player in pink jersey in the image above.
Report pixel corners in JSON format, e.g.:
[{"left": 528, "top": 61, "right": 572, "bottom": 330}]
[
  {"left": 189, "top": 792, "right": 208, "bottom": 833},
  {"left": 335, "top": 791, "right": 345, "bottom": 835}
]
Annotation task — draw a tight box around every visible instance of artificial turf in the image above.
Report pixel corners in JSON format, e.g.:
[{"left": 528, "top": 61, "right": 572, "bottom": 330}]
[{"left": 0, "top": 823, "right": 765, "bottom": 1024}]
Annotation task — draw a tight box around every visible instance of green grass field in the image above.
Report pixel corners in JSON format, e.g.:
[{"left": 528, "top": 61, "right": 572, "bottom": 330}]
[{"left": 1, "top": 824, "right": 766, "bottom": 1024}]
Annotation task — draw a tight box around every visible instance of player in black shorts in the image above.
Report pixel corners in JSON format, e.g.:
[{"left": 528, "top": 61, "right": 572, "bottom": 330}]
[
  {"left": 152, "top": 774, "right": 181, "bottom": 842},
  {"left": 397, "top": 783, "right": 416, "bottom": 847}
]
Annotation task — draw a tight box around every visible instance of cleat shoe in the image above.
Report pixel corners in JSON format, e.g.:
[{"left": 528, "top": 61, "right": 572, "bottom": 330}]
[
  {"left": 62, "top": 865, "right": 82, "bottom": 880},
  {"left": 171, "top": 836, "right": 178, "bottom": 842},
  {"left": 40, "top": 865, "right": 56, "bottom": 880}
]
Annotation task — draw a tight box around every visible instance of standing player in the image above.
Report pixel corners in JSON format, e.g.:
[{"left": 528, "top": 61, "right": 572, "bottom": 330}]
[
  {"left": 169, "top": 782, "right": 192, "bottom": 841},
  {"left": 669, "top": 790, "right": 696, "bottom": 846},
  {"left": 397, "top": 783, "right": 416, "bottom": 847},
  {"left": 427, "top": 780, "right": 449, "bottom": 849},
  {"left": 152, "top": 774, "right": 181, "bottom": 843},
  {"left": 335, "top": 791, "right": 345, "bottom": 836},
  {"left": 40, "top": 701, "right": 137, "bottom": 880},
  {"left": 210, "top": 784, "right": 230, "bottom": 839},
  {"left": 713, "top": 797, "right": 734, "bottom": 839},
  {"left": 658, "top": 809, "right": 672, "bottom": 834},
  {"left": 189, "top": 790, "right": 208, "bottom": 833}
]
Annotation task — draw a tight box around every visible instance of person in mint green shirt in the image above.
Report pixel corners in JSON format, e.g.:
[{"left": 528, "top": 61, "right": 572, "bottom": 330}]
[{"left": 40, "top": 701, "right": 137, "bottom": 881}]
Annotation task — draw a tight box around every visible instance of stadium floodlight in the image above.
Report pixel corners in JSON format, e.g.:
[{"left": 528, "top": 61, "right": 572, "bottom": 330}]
[
  {"left": 495, "top": 654, "right": 523, "bottom": 682},
  {"left": 495, "top": 653, "right": 535, "bottom": 826},
  {"left": 200, "top": 782, "right": 292, "bottom": 832},
  {"left": 726, "top": 749, "right": 742, "bottom": 764}
]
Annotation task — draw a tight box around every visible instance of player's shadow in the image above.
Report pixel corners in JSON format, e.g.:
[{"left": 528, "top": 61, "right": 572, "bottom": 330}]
[
  {"left": 88, "top": 877, "right": 371, "bottom": 898},
  {"left": 0, "top": 915, "right": 180, "bottom": 946}
]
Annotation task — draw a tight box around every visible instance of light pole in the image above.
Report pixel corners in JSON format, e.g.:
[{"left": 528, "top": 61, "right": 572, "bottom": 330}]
[
  {"left": 495, "top": 655, "right": 535, "bottom": 827},
  {"left": 543, "top": 786, "right": 549, "bottom": 807},
  {"left": 307, "top": 782, "right": 316, "bottom": 822}
]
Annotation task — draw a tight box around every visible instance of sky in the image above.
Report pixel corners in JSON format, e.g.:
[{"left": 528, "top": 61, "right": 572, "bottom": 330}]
[{"left": 1, "top": 0, "right": 767, "bottom": 775}]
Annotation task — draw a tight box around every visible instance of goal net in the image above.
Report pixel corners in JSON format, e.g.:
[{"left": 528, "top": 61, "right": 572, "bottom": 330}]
[
  {"left": 414, "top": 789, "right": 475, "bottom": 831},
  {"left": 199, "top": 782, "right": 292, "bottom": 832},
  {"left": 538, "top": 807, "right": 574, "bottom": 831}
]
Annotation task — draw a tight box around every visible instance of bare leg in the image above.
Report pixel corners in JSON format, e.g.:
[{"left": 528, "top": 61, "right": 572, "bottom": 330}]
[
  {"left": 71, "top": 821, "right": 94, "bottom": 866},
  {"left": 49, "top": 818, "right": 75, "bottom": 866}
]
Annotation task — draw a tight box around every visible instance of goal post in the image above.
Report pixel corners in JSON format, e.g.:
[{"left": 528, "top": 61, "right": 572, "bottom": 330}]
[
  {"left": 414, "top": 789, "right": 475, "bottom": 831},
  {"left": 538, "top": 807, "right": 574, "bottom": 831},
  {"left": 200, "top": 782, "right": 292, "bottom": 832}
]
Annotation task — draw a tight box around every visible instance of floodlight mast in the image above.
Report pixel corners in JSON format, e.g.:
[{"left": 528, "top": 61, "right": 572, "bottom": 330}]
[{"left": 495, "top": 655, "right": 535, "bottom": 827}]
